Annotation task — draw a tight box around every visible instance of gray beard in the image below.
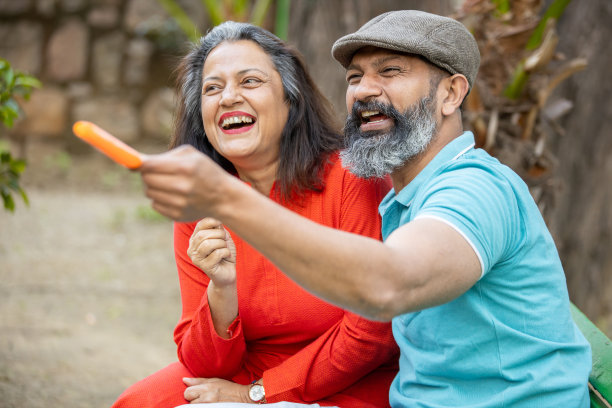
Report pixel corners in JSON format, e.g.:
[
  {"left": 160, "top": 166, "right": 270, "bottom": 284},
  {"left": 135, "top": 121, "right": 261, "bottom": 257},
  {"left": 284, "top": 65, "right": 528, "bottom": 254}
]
[{"left": 340, "top": 94, "right": 438, "bottom": 179}]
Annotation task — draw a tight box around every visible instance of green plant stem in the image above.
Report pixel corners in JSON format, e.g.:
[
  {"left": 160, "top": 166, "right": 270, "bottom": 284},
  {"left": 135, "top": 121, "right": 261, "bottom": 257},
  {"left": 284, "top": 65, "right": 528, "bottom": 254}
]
[
  {"left": 251, "top": 0, "right": 273, "bottom": 27},
  {"left": 503, "top": 0, "right": 573, "bottom": 99},
  {"left": 157, "top": 0, "right": 202, "bottom": 41},
  {"left": 274, "top": 0, "right": 290, "bottom": 40},
  {"left": 492, "top": 0, "right": 510, "bottom": 15},
  {"left": 202, "top": 0, "right": 225, "bottom": 26},
  {"left": 526, "top": 0, "right": 572, "bottom": 50},
  {"left": 233, "top": 0, "right": 249, "bottom": 21}
]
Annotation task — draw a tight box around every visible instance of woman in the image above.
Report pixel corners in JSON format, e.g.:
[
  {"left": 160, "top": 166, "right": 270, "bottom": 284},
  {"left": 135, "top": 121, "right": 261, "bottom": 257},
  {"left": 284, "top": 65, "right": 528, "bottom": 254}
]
[{"left": 112, "top": 22, "right": 398, "bottom": 407}]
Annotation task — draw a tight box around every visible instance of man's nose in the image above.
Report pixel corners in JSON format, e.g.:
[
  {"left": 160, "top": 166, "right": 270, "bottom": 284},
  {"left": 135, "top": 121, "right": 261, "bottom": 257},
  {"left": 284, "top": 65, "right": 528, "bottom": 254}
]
[{"left": 352, "top": 75, "right": 383, "bottom": 102}]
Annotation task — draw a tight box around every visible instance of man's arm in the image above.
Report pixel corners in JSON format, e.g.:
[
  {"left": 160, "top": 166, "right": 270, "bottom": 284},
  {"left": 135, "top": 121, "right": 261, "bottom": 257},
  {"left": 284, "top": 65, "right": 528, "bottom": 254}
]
[{"left": 140, "top": 146, "right": 481, "bottom": 320}]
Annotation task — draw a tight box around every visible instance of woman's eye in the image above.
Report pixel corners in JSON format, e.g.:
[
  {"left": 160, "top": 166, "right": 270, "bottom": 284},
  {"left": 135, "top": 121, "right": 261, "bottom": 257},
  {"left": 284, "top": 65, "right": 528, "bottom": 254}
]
[
  {"left": 243, "top": 77, "right": 262, "bottom": 87},
  {"left": 202, "top": 84, "right": 221, "bottom": 94}
]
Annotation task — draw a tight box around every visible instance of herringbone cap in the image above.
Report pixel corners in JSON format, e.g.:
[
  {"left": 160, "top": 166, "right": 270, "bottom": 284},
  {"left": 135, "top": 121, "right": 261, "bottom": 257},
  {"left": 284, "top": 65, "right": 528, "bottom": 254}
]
[{"left": 332, "top": 10, "right": 480, "bottom": 89}]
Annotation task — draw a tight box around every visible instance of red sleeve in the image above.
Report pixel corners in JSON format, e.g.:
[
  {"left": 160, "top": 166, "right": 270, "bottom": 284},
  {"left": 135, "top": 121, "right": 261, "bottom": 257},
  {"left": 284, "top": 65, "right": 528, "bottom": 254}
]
[
  {"left": 263, "top": 166, "right": 398, "bottom": 402},
  {"left": 172, "top": 222, "right": 246, "bottom": 379}
]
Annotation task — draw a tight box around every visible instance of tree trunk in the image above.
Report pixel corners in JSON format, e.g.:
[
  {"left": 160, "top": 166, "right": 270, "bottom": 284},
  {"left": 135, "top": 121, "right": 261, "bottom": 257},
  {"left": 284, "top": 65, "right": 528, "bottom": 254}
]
[{"left": 547, "top": 0, "right": 612, "bottom": 334}]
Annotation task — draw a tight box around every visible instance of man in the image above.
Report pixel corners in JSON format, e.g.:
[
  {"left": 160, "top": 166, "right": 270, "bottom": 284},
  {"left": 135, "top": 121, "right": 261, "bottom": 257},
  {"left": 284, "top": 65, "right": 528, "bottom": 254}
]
[{"left": 140, "top": 10, "right": 591, "bottom": 407}]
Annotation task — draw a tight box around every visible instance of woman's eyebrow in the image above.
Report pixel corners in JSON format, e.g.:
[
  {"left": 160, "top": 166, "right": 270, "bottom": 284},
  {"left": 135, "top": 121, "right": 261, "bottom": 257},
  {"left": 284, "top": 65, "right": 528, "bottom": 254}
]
[
  {"left": 237, "top": 68, "right": 270, "bottom": 78},
  {"left": 203, "top": 68, "right": 271, "bottom": 83}
]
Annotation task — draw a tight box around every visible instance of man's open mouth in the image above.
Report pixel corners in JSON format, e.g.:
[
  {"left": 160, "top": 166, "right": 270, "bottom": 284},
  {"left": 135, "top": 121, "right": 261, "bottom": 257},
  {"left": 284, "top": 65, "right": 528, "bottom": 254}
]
[{"left": 360, "top": 110, "right": 389, "bottom": 124}]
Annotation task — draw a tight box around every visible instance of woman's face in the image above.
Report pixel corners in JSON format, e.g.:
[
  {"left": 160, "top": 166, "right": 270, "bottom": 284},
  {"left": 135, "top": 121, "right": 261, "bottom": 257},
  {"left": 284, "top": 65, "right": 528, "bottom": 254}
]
[{"left": 201, "top": 40, "right": 289, "bottom": 170}]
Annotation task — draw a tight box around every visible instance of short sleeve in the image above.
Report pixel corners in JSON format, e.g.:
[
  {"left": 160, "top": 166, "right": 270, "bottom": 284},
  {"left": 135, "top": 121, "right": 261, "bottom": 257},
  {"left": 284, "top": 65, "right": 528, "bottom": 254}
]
[{"left": 413, "top": 165, "right": 521, "bottom": 277}]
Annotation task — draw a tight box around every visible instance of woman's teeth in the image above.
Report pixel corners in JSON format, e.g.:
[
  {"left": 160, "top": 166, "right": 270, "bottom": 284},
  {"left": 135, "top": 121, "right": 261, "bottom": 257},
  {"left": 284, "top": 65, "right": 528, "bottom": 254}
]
[{"left": 221, "top": 116, "right": 254, "bottom": 129}]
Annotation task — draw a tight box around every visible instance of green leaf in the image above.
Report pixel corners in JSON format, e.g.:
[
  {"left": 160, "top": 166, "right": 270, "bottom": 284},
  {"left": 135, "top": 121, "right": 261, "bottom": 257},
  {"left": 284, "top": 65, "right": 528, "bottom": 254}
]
[
  {"left": 0, "top": 58, "right": 36, "bottom": 213},
  {"left": 2, "top": 66, "right": 15, "bottom": 90},
  {"left": 201, "top": 0, "right": 225, "bottom": 26},
  {"left": 274, "top": 0, "right": 291, "bottom": 40},
  {"left": 19, "top": 187, "right": 29, "bottom": 206},
  {"left": 157, "top": 0, "right": 201, "bottom": 42},
  {"left": 232, "top": 0, "right": 249, "bottom": 20},
  {"left": 503, "top": 61, "right": 529, "bottom": 100},
  {"left": 14, "top": 75, "right": 42, "bottom": 89},
  {"left": 7, "top": 177, "right": 20, "bottom": 192},
  {"left": 491, "top": 0, "right": 510, "bottom": 15},
  {"left": 9, "top": 158, "right": 26, "bottom": 174},
  {"left": 1, "top": 189, "right": 15, "bottom": 212},
  {"left": 0, "top": 100, "right": 19, "bottom": 127},
  {"left": 526, "top": 0, "right": 573, "bottom": 50},
  {"left": 251, "top": 0, "right": 272, "bottom": 27}
]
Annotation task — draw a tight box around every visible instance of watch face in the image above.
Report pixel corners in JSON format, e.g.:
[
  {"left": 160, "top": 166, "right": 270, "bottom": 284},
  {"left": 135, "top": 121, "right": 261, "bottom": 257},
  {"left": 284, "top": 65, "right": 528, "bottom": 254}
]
[{"left": 249, "top": 384, "right": 265, "bottom": 402}]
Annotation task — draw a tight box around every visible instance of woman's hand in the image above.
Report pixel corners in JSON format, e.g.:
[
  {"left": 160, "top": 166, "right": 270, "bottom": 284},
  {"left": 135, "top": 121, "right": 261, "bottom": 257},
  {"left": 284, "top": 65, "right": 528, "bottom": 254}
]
[
  {"left": 188, "top": 217, "right": 237, "bottom": 288},
  {"left": 183, "top": 377, "right": 251, "bottom": 403}
]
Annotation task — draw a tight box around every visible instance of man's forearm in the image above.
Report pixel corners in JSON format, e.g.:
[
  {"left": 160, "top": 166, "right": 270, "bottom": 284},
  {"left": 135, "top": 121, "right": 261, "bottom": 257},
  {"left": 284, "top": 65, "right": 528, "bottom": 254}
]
[{"left": 213, "top": 176, "right": 400, "bottom": 320}]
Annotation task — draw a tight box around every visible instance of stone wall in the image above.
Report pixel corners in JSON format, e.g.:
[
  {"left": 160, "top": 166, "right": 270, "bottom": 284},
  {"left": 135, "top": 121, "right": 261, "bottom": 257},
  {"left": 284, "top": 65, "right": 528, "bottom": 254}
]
[{"left": 0, "top": 0, "right": 208, "bottom": 155}]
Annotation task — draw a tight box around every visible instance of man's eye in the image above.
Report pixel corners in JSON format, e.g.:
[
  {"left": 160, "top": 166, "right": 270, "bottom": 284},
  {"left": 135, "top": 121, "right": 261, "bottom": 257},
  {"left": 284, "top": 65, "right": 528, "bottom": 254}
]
[
  {"left": 346, "top": 74, "right": 362, "bottom": 84},
  {"left": 381, "top": 67, "right": 401, "bottom": 75}
]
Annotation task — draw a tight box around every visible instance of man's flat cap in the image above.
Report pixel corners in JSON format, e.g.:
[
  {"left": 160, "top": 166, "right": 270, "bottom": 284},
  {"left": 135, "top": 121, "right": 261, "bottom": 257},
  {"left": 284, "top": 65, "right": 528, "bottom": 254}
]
[{"left": 332, "top": 10, "right": 480, "bottom": 89}]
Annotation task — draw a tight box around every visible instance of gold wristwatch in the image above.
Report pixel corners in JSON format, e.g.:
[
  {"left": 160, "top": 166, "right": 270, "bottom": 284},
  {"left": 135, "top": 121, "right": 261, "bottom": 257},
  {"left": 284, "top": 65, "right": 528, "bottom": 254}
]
[{"left": 248, "top": 380, "right": 266, "bottom": 404}]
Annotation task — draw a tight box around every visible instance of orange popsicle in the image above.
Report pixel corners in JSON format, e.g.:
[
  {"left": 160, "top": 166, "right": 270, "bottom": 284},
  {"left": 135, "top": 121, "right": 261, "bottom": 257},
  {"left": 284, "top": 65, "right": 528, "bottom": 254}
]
[{"left": 72, "top": 121, "right": 143, "bottom": 169}]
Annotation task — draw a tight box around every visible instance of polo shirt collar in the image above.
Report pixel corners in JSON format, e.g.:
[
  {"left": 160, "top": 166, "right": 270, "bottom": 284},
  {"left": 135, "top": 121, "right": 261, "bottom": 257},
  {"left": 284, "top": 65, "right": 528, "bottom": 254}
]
[{"left": 379, "top": 131, "right": 476, "bottom": 214}]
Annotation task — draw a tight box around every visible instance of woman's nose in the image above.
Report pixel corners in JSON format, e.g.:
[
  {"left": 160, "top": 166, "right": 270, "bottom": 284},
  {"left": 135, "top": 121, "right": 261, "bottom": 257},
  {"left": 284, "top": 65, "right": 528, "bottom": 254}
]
[{"left": 219, "top": 85, "right": 243, "bottom": 106}]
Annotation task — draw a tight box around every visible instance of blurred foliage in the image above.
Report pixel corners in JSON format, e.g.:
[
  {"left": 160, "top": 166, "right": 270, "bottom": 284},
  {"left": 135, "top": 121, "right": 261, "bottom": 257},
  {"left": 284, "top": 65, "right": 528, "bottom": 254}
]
[
  {"left": 504, "top": 0, "right": 574, "bottom": 99},
  {"left": 133, "top": 17, "right": 187, "bottom": 53},
  {"left": 1, "top": 59, "right": 41, "bottom": 128},
  {"left": 456, "top": 0, "right": 586, "bottom": 221},
  {"left": 157, "top": 0, "right": 291, "bottom": 41},
  {"left": 0, "top": 150, "right": 28, "bottom": 212},
  {"left": 0, "top": 58, "right": 41, "bottom": 213}
]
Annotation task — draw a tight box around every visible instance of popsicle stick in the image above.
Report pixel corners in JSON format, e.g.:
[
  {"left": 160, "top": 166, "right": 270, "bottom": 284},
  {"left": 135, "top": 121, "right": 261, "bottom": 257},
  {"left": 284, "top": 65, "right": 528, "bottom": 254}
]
[{"left": 72, "top": 121, "right": 143, "bottom": 169}]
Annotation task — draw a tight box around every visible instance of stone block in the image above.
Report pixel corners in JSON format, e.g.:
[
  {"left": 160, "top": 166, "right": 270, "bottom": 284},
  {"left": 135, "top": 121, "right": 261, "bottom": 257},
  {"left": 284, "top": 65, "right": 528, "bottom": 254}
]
[
  {"left": 11, "top": 87, "right": 69, "bottom": 139},
  {"left": 60, "top": 0, "right": 86, "bottom": 13},
  {"left": 46, "top": 19, "right": 89, "bottom": 82},
  {"left": 124, "top": 38, "right": 153, "bottom": 86},
  {"left": 0, "top": 0, "right": 33, "bottom": 15},
  {"left": 0, "top": 21, "right": 43, "bottom": 75},
  {"left": 124, "top": 0, "right": 167, "bottom": 33},
  {"left": 88, "top": 5, "right": 119, "bottom": 29},
  {"left": 72, "top": 97, "right": 139, "bottom": 143},
  {"left": 141, "top": 87, "right": 174, "bottom": 141},
  {"left": 92, "top": 31, "right": 125, "bottom": 89},
  {"left": 36, "top": 0, "right": 56, "bottom": 16}
]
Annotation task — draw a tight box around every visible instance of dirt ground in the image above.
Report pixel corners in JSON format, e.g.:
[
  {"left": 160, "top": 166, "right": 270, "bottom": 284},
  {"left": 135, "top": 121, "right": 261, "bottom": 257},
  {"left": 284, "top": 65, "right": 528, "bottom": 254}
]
[{"left": 0, "top": 140, "right": 181, "bottom": 408}]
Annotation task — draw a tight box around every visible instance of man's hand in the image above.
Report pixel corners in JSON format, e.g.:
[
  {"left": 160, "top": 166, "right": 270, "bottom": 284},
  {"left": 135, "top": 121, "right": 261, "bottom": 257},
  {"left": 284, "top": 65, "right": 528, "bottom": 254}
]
[
  {"left": 183, "top": 377, "right": 251, "bottom": 404},
  {"left": 139, "top": 145, "right": 231, "bottom": 222}
]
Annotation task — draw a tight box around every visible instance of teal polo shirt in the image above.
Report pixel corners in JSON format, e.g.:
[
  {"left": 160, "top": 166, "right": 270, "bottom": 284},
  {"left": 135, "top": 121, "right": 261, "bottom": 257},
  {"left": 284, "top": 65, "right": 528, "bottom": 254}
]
[{"left": 382, "top": 132, "right": 591, "bottom": 408}]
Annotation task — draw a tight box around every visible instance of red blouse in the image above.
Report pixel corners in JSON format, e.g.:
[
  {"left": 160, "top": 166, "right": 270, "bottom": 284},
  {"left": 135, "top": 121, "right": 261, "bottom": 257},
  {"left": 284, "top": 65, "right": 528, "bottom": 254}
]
[{"left": 172, "top": 154, "right": 399, "bottom": 406}]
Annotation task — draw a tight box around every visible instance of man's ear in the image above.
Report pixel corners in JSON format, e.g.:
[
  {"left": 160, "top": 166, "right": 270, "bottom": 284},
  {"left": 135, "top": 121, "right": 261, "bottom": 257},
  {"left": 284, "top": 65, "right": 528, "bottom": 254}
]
[{"left": 440, "top": 74, "right": 469, "bottom": 117}]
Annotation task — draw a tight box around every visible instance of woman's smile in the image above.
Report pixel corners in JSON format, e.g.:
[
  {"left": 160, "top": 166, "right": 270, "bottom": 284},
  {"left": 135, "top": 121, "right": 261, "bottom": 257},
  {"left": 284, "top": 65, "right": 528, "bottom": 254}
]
[{"left": 219, "top": 111, "right": 256, "bottom": 134}]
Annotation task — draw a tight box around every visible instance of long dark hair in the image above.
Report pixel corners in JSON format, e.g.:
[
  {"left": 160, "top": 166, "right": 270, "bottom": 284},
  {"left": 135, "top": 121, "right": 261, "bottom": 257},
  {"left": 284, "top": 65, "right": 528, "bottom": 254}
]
[{"left": 171, "top": 21, "right": 342, "bottom": 200}]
